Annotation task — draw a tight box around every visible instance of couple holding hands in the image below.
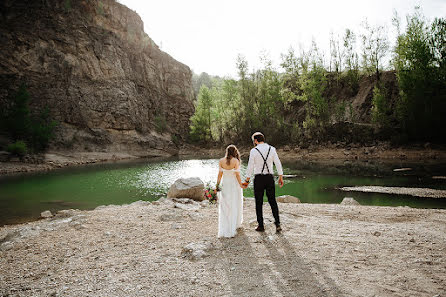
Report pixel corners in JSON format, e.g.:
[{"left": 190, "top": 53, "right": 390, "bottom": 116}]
[{"left": 216, "top": 132, "right": 284, "bottom": 238}]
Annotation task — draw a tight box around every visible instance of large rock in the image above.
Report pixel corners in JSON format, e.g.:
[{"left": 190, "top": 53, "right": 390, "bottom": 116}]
[
  {"left": 341, "top": 197, "right": 360, "bottom": 205},
  {"left": 0, "top": 0, "right": 195, "bottom": 155},
  {"left": 276, "top": 195, "right": 301, "bottom": 203},
  {"left": 167, "top": 178, "right": 205, "bottom": 201}
]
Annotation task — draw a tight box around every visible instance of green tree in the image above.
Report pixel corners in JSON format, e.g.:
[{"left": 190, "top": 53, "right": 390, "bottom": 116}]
[
  {"left": 2, "top": 84, "right": 31, "bottom": 141},
  {"left": 360, "top": 20, "right": 389, "bottom": 80},
  {"left": 1, "top": 84, "right": 57, "bottom": 152},
  {"left": 343, "top": 28, "right": 360, "bottom": 94},
  {"left": 371, "top": 84, "right": 391, "bottom": 127},
  {"left": 394, "top": 8, "right": 446, "bottom": 141},
  {"left": 189, "top": 85, "right": 213, "bottom": 142}
]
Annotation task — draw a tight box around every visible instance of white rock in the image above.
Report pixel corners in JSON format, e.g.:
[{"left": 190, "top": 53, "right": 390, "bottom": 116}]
[
  {"left": 181, "top": 242, "right": 213, "bottom": 260},
  {"left": 341, "top": 197, "right": 360, "bottom": 205},
  {"left": 174, "top": 203, "right": 200, "bottom": 211},
  {"left": 276, "top": 195, "right": 301, "bottom": 203},
  {"left": 167, "top": 177, "right": 205, "bottom": 201},
  {"left": 172, "top": 198, "right": 195, "bottom": 204},
  {"left": 1, "top": 241, "right": 13, "bottom": 251},
  {"left": 56, "top": 209, "right": 77, "bottom": 218},
  {"left": 40, "top": 210, "right": 53, "bottom": 218}
]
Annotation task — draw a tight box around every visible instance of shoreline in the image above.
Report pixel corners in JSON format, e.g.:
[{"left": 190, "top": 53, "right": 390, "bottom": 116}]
[
  {"left": 1, "top": 144, "right": 445, "bottom": 176},
  {"left": 1, "top": 198, "right": 445, "bottom": 296}
]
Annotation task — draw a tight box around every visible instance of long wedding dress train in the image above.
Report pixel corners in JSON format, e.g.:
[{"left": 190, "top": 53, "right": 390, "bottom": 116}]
[{"left": 218, "top": 168, "right": 243, "bottom": 238}]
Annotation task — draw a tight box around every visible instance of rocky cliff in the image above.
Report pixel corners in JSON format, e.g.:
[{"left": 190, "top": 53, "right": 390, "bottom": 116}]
[{"left": 0, "top": 0, "right": 195, "bottom": 156}]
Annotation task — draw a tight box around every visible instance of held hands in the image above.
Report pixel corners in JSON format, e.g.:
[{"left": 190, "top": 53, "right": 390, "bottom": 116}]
[{"left": 241, "top": 178, "right": 249, "bottom": 189}]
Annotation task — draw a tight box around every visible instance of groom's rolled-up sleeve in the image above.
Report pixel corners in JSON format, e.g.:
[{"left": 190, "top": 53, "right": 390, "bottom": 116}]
[
  {"left": 273, "top": 148, "right": 283, "bottom": 176},
  {"left": 246, "top": 149, "right": 255, "bottom": 178}
]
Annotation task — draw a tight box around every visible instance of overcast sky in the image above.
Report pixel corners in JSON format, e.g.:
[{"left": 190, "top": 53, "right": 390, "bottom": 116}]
[{"left": 119, "top": 0, "right": 446, "bottom": 77}]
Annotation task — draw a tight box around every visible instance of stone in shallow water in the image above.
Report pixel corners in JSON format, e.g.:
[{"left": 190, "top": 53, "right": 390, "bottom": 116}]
[{"left": 40, "top": 210, "right": 53, "bottom": 218}]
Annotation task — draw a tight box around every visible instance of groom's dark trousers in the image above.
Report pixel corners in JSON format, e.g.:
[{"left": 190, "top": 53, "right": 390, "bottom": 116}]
[{"left": 254, "top": 174, "right": 280, "bottom": 227}]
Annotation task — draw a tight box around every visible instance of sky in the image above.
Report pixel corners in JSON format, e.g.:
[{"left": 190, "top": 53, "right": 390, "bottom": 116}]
[{"left": 119, "top": 0, "right": 446, "bottom": 78}]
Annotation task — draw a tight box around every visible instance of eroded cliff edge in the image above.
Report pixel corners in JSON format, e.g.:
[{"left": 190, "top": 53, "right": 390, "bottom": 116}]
[{"left": 0, "top": 0, "right": 195, "bottom": 156}]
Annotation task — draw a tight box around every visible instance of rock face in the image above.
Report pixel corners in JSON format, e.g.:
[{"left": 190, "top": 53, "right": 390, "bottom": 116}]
[
  {"left": 0, "top": 0, "right": 195, "bottom": 155},
  {"left": 167, "top": 177, "right": 205, "bottom": 201}
]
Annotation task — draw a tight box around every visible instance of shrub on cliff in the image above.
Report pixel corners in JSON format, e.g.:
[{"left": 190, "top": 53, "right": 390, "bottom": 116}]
[
  {"left": 0, "top": 84, "right": 57, "bottom": 153},
  {"left": 7, "top": 141, "right": 27, "bottom": 157}
]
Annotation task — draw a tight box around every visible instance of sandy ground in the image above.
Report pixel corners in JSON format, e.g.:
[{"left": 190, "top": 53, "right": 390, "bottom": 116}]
[{"left": 0, "top": 198, "right": 445, "bottom": 297}]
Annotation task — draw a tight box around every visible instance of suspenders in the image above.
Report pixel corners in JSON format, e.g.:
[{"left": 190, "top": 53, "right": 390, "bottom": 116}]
[{"left": 255, "top": 146, "right": 271, "bottom": 174}]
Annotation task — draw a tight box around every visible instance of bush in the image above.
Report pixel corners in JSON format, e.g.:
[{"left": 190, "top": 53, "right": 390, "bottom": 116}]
[
  {"left": 371, "top": 84, "right": 391, "bottom": 127},
  {"left": 7, "top": 141, "right": 27, "bottom": 157}
]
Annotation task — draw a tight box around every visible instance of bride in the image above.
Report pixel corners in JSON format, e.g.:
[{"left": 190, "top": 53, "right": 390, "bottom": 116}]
[{"left": 216, "top": 145, "right": 245, "bottom": 238}]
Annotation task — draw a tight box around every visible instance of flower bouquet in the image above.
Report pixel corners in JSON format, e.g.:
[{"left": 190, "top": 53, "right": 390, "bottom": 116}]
[{"left": 204, "top": 184, "right": 218, "bottom": 204}]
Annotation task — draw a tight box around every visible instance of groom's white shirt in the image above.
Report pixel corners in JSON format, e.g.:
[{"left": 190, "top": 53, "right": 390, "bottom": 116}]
[{"left": 246, "top": 143, "right": 283, "bottom": 178}]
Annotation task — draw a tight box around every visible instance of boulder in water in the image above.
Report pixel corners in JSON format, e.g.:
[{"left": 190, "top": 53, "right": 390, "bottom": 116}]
[{"left": 40, "top": 210, "right": 53, "bottom": 218}]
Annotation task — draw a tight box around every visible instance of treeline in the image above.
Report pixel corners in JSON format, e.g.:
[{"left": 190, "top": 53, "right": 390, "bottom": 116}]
[{"left": 190, "top": 8, "right": 445, "bottom": 145}]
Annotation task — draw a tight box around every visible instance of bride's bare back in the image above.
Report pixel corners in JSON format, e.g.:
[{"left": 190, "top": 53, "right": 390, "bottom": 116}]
[{"left": 219, "top": 157, "right": 240, "bottom": 170}]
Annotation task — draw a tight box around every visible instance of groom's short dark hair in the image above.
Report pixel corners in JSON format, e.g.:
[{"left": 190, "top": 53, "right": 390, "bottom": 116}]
[{"left": 252, "top": 132, "right": 265, "bottom": 142}]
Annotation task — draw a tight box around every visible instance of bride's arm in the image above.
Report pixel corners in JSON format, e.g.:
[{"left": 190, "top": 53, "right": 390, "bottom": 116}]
[
  {"left": 216, "top": 161, "right": 223, "bottom": 189},
  {"left": 234, "top": 160, "right": 243, "bottom": 187}
]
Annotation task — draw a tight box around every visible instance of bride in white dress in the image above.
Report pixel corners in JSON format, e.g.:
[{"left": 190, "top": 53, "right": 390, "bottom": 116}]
[{"left": 216, "top": 145, "right": 245, "bottom": 238}]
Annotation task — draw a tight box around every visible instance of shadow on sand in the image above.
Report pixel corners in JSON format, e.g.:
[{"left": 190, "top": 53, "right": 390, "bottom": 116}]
[{"left": 210, "top": 229, "right": 343, "bottom": 296}]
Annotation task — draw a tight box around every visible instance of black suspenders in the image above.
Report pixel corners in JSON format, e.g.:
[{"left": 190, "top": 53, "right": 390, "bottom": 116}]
[{"left": 255, "top": 146, "right": 271, "bottom": 174}]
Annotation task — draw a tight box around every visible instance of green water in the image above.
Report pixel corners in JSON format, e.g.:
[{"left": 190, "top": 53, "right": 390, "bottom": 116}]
[{"left": 1, "top": 158, "right": 445, "bottom": 226}]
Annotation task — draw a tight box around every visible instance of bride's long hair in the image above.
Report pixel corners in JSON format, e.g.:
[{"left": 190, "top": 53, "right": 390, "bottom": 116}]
[{"left": 225, "top": 145, "right": 240, "bottom": 165}]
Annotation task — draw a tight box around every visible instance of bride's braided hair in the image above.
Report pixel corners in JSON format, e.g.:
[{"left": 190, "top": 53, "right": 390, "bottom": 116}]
[{"left": 225, "top": 145, "right": 240, "bottom": 165}]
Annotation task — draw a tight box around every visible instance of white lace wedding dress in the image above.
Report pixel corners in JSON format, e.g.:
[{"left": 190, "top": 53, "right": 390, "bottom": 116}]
[{"left": 218, "top": 168, "right": 243, "bottom": 238}]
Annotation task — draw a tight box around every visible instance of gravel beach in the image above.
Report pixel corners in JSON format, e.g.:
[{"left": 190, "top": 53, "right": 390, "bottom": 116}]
[{"left": 1, "top": 198, "right": 445, "bottom": 296}]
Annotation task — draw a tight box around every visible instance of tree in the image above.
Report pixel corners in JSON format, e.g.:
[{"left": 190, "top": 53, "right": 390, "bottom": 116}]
[
  {"left": 394, "top": 8, "right": 446, "bottom": 141},
  {"left": 189, "top": 85, "right": 213, "bottom": 142},
  {"left": 360, "top": 20, "right": 389, "bottom": 80},
  {"left": 0, "top": 84, "right": 57, "bottom": 152},
  {"left": 343, "top": 28, "right": 360, "bottom": 94}
]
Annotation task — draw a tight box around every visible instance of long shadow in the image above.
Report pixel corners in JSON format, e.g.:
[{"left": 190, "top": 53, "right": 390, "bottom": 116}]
[
  {"left": 213, "top": 230, "right": 276, "bottom": 296},
  {"left": 261, "top": 232, "right": 344, "bottom": 297}
]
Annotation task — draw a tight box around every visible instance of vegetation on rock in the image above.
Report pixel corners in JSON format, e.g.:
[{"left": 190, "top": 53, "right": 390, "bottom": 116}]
[{"left": 190, "top": 8, "right": 445, "bottom": 146}]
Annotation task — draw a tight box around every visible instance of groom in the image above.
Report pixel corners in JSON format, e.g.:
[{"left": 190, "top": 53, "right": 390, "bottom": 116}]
[{"left": 244, "top": 132, "right": 284, "bottom": 233}]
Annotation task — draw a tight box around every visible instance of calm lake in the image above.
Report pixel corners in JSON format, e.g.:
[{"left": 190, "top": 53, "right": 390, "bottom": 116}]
[{"left": 1, "top": 157, "right": 445, "bottom": 226}]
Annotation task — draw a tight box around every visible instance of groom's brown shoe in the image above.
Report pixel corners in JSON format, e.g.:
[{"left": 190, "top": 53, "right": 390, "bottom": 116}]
[
  {"left": 276, "top": 225, "right": 282, "bottom": 233},
  {"left": 255, "top": 225, "right": 265, "bottom": 232}
]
